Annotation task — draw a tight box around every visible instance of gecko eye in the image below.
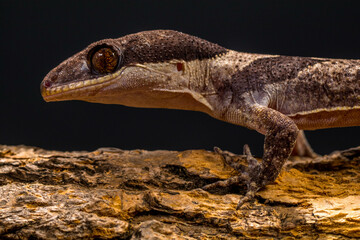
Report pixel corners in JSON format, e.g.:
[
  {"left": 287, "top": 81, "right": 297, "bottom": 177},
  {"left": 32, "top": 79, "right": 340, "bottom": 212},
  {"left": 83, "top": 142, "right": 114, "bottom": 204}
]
[{"left": 90, "top": 47, "right": 119, "bottom": 74}]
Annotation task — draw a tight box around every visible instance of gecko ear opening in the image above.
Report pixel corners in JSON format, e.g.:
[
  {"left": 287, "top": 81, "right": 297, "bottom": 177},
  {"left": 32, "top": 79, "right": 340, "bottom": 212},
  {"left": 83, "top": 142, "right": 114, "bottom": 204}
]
[{"left": 87, "top": 44, "right": 122, "bottom": 74}]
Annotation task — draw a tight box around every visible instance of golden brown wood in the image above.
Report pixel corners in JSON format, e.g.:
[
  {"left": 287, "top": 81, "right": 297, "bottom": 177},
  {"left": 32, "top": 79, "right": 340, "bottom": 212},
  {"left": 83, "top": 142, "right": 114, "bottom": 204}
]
[{"left": 0, "top": 145, "right": 359, "bottom": 239}]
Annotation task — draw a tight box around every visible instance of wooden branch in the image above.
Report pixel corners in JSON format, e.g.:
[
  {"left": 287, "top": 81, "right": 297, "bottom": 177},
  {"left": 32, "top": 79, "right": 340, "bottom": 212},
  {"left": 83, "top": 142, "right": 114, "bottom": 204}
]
[{"left": 0, "top": 145, "right": 359, "bottom": 239}]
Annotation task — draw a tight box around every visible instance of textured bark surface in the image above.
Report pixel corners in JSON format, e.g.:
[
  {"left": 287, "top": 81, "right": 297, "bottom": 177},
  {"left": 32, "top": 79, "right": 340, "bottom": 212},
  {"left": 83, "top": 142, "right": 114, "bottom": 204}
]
[{"left": 0, "top": 144, "right": 359, "bottom": 239}]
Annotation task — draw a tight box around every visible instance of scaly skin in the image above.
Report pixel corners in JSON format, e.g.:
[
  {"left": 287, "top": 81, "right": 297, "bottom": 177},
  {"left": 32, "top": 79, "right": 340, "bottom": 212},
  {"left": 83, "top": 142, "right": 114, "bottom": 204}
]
[{"left": 41, "top": 30, "right": 360, "bottom": 209}]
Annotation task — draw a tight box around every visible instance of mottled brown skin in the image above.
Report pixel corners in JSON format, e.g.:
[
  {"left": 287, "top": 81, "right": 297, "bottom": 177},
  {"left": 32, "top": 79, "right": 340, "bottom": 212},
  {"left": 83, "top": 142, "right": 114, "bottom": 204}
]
[{"left": 40, "top": 30, "right": 360, "bottom": 209}]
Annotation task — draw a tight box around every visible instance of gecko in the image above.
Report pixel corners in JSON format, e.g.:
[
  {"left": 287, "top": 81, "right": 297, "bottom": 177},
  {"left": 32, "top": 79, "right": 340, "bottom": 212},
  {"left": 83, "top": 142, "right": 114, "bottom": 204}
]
[{"left": 40, "top": 30, "right": 360, "bottom": 209}]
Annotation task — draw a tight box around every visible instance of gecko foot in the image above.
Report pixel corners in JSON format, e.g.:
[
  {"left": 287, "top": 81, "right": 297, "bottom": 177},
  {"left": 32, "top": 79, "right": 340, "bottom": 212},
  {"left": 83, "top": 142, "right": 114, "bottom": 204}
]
[{"left": 202, "top": 145, "right": 263, "bottom": 209}]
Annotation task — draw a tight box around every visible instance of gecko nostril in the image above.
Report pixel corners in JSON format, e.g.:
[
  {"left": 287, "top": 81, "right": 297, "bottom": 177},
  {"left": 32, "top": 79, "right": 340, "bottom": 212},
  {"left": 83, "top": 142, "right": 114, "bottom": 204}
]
[{"left": 44, "top": 80, "right": 52, "bottom": 88}]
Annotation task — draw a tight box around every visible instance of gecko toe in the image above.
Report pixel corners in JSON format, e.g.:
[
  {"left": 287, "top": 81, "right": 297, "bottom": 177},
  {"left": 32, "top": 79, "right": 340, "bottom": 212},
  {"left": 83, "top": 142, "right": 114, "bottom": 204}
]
[
  {"left": 236, "top": 181, "right": 259, "bottom": 209},
  {"left": 213, "top": 146, "right": 246, "bottom": 173},
  {"left": 202, "top": 175, "right": 249, "bottom": 192},
  {"left": 236, "top": 190, "right": 255, "bottom": 209},
  {"left": 243, "top": 144, "right": 261, "bottom": 172}
]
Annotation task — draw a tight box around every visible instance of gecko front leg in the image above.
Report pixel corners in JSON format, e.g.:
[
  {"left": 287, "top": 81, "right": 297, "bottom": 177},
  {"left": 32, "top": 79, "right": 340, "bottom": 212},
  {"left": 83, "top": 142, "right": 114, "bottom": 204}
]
[{"left": 204, "top": 104, "right": 299, "bottom": 209}]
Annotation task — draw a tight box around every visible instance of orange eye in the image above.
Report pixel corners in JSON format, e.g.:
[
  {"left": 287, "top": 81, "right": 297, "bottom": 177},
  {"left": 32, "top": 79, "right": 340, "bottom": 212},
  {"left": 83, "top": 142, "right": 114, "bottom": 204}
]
[{"left": 91, "top": 47, "right": 119, "bottom": 74}]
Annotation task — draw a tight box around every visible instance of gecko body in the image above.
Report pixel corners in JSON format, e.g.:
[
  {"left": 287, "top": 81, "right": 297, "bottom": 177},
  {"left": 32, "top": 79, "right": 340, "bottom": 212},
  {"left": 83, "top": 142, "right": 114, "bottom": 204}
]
[{"left": 41, "top": 30, "right": 360, "bottom": 208}]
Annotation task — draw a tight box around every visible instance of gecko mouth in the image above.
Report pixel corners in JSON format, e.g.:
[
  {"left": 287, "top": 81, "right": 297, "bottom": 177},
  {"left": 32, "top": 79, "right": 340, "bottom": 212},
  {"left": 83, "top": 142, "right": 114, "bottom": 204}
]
[{"left": 41, "top": 68, "right": 125, "bottom": 102}]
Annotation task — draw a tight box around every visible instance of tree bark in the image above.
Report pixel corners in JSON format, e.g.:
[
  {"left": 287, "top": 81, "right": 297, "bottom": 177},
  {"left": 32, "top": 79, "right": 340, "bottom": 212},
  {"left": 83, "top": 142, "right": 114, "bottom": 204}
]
[{"left": 0, "top": 144, "right": 359, "bottom": 239}]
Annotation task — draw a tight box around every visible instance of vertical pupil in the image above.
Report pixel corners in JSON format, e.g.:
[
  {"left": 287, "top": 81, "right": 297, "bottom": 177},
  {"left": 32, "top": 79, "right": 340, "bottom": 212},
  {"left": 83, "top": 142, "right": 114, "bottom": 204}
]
[{"left": 91, "top": 47, "right": 118, "bottom": 74}]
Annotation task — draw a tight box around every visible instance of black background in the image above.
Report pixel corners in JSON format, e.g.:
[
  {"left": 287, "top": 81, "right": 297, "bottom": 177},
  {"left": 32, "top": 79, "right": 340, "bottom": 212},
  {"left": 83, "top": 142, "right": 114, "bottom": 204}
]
[{"left": 1, "top": 0, "right": 360, "bottom": 156}]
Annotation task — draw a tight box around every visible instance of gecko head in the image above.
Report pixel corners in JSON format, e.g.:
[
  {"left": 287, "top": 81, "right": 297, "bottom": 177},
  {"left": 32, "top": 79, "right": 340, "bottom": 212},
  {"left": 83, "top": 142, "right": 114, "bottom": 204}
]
[{"left": 41, "top": 30, "right": 226, "bottom": 108}]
